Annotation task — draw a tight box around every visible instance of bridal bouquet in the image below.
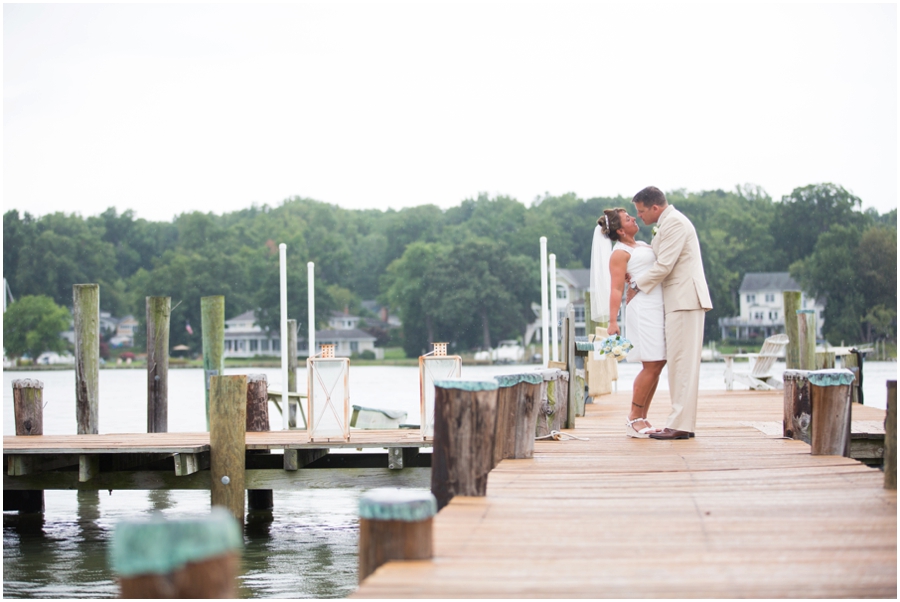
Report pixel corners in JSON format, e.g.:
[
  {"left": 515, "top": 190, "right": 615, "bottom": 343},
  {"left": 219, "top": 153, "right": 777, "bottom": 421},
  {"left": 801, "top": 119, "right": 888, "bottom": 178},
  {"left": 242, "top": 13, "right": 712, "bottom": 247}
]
[{"left": 596, "top": 335, "right": 633, "bottom": 361}]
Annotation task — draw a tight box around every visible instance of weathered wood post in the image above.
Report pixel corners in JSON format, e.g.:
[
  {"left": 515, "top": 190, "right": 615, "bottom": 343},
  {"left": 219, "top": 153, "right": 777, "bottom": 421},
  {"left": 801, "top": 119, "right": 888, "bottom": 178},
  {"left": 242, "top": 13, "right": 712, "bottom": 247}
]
[
  {"left": 287, "top": 318, "right": 300, "bottom": 428},
  {"left": 9, "top": 379, "right": 45, "bottom": 514},
  {"left": 808, "top": 369, "right": 854, "bottom": 457},
  {"left": 885, "top": 380, "right": 897, "bottom": 490},
  {"left": 358, "top": 488, "right": 437, "bottom": 584},
  {"left": 783, "top": 370, "right": 812, "bottom": 443},
  {"left": 110, "top": 507, "right": 242, "bottom": 598},
  {"left": 815, "top": 351, "right": 835, "bottom": 370},
  {"left": 494, "top": 373, "right": 543, "bottom": 464},
  {"left": 146, "top": 296, "right": 170, "bottom": 433},
  {"left": 535, "top": 369, "right": 568, "bottom": 439},
  {"left": 201, "top": 296, "right": 225, "bottom": 431},
  {"left": 841, "top": 351, "right": 861, "bottom": 404},
  {"left": 783, "top": 291, "right": 802, "bottom": 369},
  {"left": 210, "top": 374, "right": 247, "bottom": 526},
  {"left": 74, "top": 284, "right": 99, "bottom": 435},
  {"left": 797, "top": 309, "right": 817, "bottom": 371},
  {"left": 246, "top": 374, "right": 273, "bottom": 513},
  {"left": 430, "top": 378, "right": 498, "bottom": 511},
  {"left": 564, "top": 303, "right": 577, "bottom": 429}
]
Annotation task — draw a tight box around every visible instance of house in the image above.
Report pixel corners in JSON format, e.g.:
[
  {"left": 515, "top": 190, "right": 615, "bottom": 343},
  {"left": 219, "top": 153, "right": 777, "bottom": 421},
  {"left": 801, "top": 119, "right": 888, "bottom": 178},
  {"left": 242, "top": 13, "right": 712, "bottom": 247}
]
[
  {"left": 109, "top": 315, "right": 139, "bottom": 347},
  {"left": 223, "top": 310, "right": 381, "bottom": 359},
  {"left": 525, "top": 268, "right": 590, "bottom": 345},
  {"left": 718, "top": 272, "right": 825, "bottom": 340},
  {"left": 224, "top": 310, "right": 281, "bottom": 358}
]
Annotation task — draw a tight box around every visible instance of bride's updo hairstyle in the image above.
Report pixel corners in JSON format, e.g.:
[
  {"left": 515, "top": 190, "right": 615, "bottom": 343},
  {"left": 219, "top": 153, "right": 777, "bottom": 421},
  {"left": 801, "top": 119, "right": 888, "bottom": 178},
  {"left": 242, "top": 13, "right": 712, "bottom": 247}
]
[{"left": 598, "top": 207, "right": 626, "bottom": 241}]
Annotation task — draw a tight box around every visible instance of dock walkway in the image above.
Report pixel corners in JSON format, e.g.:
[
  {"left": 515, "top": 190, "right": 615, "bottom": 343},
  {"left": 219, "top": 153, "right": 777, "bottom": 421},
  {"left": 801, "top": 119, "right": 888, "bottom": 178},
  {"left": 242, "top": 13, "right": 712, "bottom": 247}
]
[{"left": 353, "top": 389, "right": 896, "bottom": 598}]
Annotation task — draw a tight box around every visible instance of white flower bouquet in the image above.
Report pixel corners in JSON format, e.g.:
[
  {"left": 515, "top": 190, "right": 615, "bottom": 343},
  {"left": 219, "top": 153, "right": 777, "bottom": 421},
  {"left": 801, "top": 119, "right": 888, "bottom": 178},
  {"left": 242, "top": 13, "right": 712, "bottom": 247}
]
[{"left": 596, "top": 334, "right": 633, "bottom": 361}]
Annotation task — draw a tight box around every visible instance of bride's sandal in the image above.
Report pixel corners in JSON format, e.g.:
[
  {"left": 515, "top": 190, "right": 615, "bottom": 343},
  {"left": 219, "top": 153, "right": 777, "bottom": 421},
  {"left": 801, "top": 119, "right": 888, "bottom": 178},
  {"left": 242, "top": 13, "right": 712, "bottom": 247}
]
[{"left": 626, "top": 417, "right": 652, "bottom": 439}]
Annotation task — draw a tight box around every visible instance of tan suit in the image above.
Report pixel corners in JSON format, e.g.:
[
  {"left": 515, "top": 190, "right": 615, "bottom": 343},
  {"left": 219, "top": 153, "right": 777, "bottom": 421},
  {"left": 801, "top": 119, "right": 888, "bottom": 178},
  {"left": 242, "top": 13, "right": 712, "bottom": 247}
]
[{"left": 634, "top": 205, "right": 712, "bottom": 432}]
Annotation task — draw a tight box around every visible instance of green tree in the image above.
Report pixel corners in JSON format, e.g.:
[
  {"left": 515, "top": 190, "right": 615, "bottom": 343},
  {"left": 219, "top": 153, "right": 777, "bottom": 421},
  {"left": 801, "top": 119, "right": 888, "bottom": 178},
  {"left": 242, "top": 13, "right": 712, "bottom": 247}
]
[
  {"left": 773, "top": 183, "right": 867, "bottom": 265},
  {"left": 3, "top": 295, "right": 71, "bottom": 362}
]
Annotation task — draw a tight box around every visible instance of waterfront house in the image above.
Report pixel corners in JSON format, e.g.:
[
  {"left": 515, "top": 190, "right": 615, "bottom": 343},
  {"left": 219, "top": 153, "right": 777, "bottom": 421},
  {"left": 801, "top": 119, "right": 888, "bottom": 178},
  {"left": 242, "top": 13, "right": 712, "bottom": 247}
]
[
  {"left": 223, "top": 310, "right": 381, "bottom": 359},
  {"left": 525, "top": 268, "right": 589, "bottom": 345},
  {"left": 717, "top": 272, "right": 825, "bottom": 340}
]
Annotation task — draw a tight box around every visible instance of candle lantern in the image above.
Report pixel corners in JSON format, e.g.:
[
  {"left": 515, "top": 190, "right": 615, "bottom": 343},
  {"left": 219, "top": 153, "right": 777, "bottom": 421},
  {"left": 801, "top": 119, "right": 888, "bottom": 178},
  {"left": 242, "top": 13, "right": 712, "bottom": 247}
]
[
  {"left": 307, "top": 344, "right": 350, "bottom": 441},
  {"left": 419, "top": 342, "right": 462, "bottom": 440}
]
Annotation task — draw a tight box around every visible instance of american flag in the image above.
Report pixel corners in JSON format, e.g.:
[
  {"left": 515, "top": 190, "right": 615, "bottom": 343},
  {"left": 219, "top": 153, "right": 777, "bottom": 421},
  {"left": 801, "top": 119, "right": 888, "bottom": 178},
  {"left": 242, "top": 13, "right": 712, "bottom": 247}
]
[{"left": 185, "top": 320, "right": 193, "bottom": 335}]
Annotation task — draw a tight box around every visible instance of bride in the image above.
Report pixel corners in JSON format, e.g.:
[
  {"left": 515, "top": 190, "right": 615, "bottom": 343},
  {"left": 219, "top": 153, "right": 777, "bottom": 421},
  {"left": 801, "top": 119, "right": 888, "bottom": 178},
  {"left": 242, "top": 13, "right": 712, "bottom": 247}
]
[{"left": 595, "top": 207, "right": 667, "bottom": 438}]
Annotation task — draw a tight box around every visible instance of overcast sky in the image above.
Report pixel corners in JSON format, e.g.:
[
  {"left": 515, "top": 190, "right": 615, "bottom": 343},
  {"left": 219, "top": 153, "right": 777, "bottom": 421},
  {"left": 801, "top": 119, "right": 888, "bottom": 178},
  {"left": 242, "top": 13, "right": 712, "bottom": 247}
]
[{"left": 3, "top": 1, "right": 897, "bottom": 223}]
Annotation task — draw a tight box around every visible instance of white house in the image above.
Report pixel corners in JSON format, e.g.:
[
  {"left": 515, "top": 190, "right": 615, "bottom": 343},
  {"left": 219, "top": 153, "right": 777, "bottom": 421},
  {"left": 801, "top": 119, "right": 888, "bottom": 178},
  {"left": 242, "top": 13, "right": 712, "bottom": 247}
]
[
  {"left": 525, "top": 268, "right": 590, "bottom": 345},
  {"left": 223, "top": 310, "right": 380, "bottom": 359},
  {"left": 718, "top": 272, "right": 825, "bottom": 340}
]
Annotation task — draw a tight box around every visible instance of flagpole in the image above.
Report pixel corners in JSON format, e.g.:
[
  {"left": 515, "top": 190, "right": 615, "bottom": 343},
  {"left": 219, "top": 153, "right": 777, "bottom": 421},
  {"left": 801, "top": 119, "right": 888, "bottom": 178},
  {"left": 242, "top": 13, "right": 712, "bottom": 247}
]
[{"left": 279, "top": 244, "right": 289, "bottom": 430}]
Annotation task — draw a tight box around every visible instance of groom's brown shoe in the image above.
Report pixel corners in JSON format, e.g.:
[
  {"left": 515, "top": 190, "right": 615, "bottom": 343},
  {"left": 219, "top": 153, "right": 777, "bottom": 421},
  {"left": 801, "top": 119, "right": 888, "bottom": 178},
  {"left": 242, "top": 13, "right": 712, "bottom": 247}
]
[{"left": 649, "top": 428, "right": 692, "bottom": 440}]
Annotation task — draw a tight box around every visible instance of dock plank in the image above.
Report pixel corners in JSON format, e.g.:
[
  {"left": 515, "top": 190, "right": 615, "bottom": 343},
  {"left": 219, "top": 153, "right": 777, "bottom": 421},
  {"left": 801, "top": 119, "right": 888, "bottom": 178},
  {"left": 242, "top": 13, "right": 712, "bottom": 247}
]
[{"left": 352, "top": 389, "right": 896, "bottom": 598}]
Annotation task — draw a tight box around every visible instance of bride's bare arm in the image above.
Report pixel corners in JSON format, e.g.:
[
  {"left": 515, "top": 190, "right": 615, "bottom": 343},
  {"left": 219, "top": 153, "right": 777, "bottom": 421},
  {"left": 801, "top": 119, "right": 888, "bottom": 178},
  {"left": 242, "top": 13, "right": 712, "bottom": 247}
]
[{"left": 607, "top": 249, "right": 629, "bottom": 335}]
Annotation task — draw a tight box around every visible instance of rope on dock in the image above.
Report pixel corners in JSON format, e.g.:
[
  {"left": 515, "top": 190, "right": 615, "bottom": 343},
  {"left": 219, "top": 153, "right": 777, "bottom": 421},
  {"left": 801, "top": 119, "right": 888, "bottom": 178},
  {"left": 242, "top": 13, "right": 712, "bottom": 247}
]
[{"left": 535, "top": 430, "right": 590, "bottom": 441}]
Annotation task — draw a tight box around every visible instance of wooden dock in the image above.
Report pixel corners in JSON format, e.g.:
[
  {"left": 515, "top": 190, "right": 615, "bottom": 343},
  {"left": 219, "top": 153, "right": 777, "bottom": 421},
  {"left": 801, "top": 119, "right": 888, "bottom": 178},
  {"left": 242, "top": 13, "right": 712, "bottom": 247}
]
[
  {"left": 4, "top": 429, "right": 432, "bottom": 493},
  {"left": 353, "top": 388, "right": 896, "bottom": 598}
]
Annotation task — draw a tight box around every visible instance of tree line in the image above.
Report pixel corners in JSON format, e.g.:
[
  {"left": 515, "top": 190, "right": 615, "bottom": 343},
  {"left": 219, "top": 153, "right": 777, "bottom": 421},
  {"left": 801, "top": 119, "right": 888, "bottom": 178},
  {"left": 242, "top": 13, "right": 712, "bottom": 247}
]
[{"left": 3, "top": 183, "right": 896, "bottom": 360}]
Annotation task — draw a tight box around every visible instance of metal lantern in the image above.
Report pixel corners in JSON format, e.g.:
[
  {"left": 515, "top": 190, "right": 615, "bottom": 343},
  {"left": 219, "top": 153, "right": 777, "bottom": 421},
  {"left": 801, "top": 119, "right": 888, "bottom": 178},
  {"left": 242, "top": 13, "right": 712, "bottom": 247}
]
[
  {"left": 419, "top": 342, "right": 462, "bottom": 440},
  {"left": 307, "top": 344, "right": 350, "bottom": 441}
]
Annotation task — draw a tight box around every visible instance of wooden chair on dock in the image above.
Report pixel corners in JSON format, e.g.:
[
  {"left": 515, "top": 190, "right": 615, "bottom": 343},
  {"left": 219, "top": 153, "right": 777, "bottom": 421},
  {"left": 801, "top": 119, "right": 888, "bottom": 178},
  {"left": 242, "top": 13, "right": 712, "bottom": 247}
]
[{"left": 724, "top": 333, "right": 789, "bottom": 391}]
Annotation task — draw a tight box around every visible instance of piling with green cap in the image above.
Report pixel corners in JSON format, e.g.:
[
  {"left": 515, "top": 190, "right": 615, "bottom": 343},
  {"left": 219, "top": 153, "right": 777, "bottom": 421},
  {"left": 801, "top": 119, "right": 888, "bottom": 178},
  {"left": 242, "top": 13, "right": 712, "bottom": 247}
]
[
  {"left": 358, "top": 488, "right": 437, "bottom": 583},
  {"left": 535, "top": 369, "right": 568, "bottom": 439},
  {"left": 431, "top": 378, "right": 499, "bottom": 510},
  {"left": 494, "top": 372, "right": 543, "bottom": 464},
  {"left": 808, "top": 369, "right": 855, "bottom": 456},
  {"left": 109, "top": 507, "right": 242, "bottom": 598}
]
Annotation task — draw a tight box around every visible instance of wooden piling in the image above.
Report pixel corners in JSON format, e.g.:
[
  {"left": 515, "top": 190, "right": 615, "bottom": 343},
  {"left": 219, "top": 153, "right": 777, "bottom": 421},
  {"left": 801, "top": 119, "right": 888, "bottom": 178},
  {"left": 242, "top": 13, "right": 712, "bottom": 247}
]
[
  {"left": 885, "top": 381, "right": 896, "bottom": 490},
  {"left": 287, "top": 319, "right": 300, "bottom": 428},
  {"left": 146, "top": 296, "right": 170, "bottom": 433},
  {"left": 110, "top": 507, "right": 242, "bottom": 598},
  {"left": 783, "top": 370, "right": 812, "bottom": 444},
  {"left": 782, "top": 291, "right": 802, "bottom": 369},
  {"left": 209, "top": 374, "right": 247, "bottom": 525},
  {"left": 431, "top": 379, "right": 499, "bottom": 511},
  {"left": 535, "top": 369, "right": 568, "bottom": 439},
  {"left": 494, "top": 373, "right": 543, "bottom": 464},
  {"left": 358, "top": 488, "right": 436, "bottom": 584},
  {"left": 201, "top": 296, "right": 225, "bottom": 431},
  {"left": 246, "top": 374, "right": 273, "bottom": 512},
  {"left": 11, "top": 379, "right": 44, "bottom": 514},
  {"left": 73, "top": 284, "right": 99, "bottom": 435},
  {"left": 564, "top": 303, "right": 577, "bottom": 429},
  {"left": 815, "top": 351, "right": 835, "bottom": 370},
  {"left": 797, "top": 309, "right": 817, "bottom": 371},
  {"left": 808, "top": 369, "right": 854, "bottom": 457}
]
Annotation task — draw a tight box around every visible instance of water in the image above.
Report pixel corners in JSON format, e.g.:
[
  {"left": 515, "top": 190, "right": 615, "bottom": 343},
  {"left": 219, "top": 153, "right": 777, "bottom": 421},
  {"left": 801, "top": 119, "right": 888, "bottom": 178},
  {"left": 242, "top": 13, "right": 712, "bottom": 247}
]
[{"left": 4, "top": 361, "right": 897, "bottom": 598}]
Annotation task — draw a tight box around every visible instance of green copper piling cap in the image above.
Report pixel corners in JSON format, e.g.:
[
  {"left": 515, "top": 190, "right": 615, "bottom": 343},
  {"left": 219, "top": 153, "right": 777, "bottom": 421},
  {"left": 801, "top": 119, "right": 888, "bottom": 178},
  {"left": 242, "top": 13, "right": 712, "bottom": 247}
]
[
  {"left": 494, "top": 373, "right": 543, "bottom": 387},
  {"left": 109, "top": 507, "right": 242, "bottom": 577},
  {"left": 359, "top": 488, "right": 437, "bottom": 522},
  {"left": 433, "top": 378, "right": 499, "bottom": 392},
  {"left": 807, "top": 369, "right": 856, "bottom": 387}
]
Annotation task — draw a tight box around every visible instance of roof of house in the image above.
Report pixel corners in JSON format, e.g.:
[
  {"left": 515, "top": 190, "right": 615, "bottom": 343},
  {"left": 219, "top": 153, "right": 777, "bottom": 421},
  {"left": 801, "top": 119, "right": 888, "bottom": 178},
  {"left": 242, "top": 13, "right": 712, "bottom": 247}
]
[
  {"left": 557, "top": 268, "right": 590, "bottom": 290},
  {"left": 226, "top": 310, "right": 257, "bottom": 323},
  {"left": 316, "top": 328, "right": 376, "bottom": 341},
  {"left": 739, "top": 272, "right": 801, "bottom": 293}
]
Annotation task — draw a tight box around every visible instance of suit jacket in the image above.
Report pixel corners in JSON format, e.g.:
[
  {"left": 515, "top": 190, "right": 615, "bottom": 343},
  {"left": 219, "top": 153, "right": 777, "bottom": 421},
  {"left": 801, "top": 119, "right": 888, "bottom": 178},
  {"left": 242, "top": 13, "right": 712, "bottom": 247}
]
[{"left": 634, "top": 205, "right": 712, "bottom": 312}]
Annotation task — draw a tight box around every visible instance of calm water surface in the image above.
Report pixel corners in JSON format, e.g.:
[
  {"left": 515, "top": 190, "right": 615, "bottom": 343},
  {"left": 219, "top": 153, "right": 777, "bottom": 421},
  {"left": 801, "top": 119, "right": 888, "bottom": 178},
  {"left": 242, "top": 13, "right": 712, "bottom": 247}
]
[{"left": 3, "top": 361, "right": 896, "bottom": 597}]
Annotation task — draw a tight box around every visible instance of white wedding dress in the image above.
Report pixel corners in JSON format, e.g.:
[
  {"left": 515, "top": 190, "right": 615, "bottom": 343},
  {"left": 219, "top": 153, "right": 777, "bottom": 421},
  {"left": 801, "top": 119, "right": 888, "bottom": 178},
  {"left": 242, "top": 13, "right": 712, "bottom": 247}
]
[{"left": 613, "top": 241, "right": 666, "bottom": 362}]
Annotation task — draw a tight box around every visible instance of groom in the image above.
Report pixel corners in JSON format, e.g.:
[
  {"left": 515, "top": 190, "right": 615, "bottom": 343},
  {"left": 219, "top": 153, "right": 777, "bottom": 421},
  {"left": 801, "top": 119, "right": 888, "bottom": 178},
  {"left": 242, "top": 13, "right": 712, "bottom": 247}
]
[{"left": 628, "top": 186, "right": 712, "bottom": 440}]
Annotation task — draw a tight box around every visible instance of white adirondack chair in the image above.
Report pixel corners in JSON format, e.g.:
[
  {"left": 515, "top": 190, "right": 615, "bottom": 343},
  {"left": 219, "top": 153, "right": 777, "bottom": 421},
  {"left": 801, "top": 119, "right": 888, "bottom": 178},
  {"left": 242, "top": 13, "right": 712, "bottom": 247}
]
[{"left": 723, "top": 333, "right": 789, "bottom": 391}]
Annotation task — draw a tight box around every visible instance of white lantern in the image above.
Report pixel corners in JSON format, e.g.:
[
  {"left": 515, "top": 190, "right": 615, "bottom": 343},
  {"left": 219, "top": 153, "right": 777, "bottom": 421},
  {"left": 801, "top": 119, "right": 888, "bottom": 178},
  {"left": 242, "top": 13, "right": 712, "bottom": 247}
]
[
  {"left": 307, "top": 344, "right": 350, "bottom": 441},
  {"left": 419, "top": 342, "right": 462, "bottom": 440}
]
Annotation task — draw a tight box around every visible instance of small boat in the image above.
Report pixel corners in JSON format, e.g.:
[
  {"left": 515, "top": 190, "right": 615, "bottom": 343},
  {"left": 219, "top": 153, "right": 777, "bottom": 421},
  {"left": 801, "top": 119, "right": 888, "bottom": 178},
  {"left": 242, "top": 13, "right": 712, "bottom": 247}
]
[{"left": 350, "top": 405, "right": 408, "bottom": 429}]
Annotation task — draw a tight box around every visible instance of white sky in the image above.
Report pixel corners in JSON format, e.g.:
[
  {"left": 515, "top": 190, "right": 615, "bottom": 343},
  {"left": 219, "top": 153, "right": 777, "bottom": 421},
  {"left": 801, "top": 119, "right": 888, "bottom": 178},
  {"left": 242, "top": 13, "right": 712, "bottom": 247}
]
[{"left": 3, "top": 1, "right": 898, "bottom": 222}]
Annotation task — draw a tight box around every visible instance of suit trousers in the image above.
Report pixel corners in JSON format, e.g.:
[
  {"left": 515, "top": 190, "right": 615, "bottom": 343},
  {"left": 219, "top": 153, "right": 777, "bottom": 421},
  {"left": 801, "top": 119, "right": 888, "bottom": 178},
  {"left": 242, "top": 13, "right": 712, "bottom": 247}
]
[{"left": 664, "top": 308, "right": 705, "bottom": 432}]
